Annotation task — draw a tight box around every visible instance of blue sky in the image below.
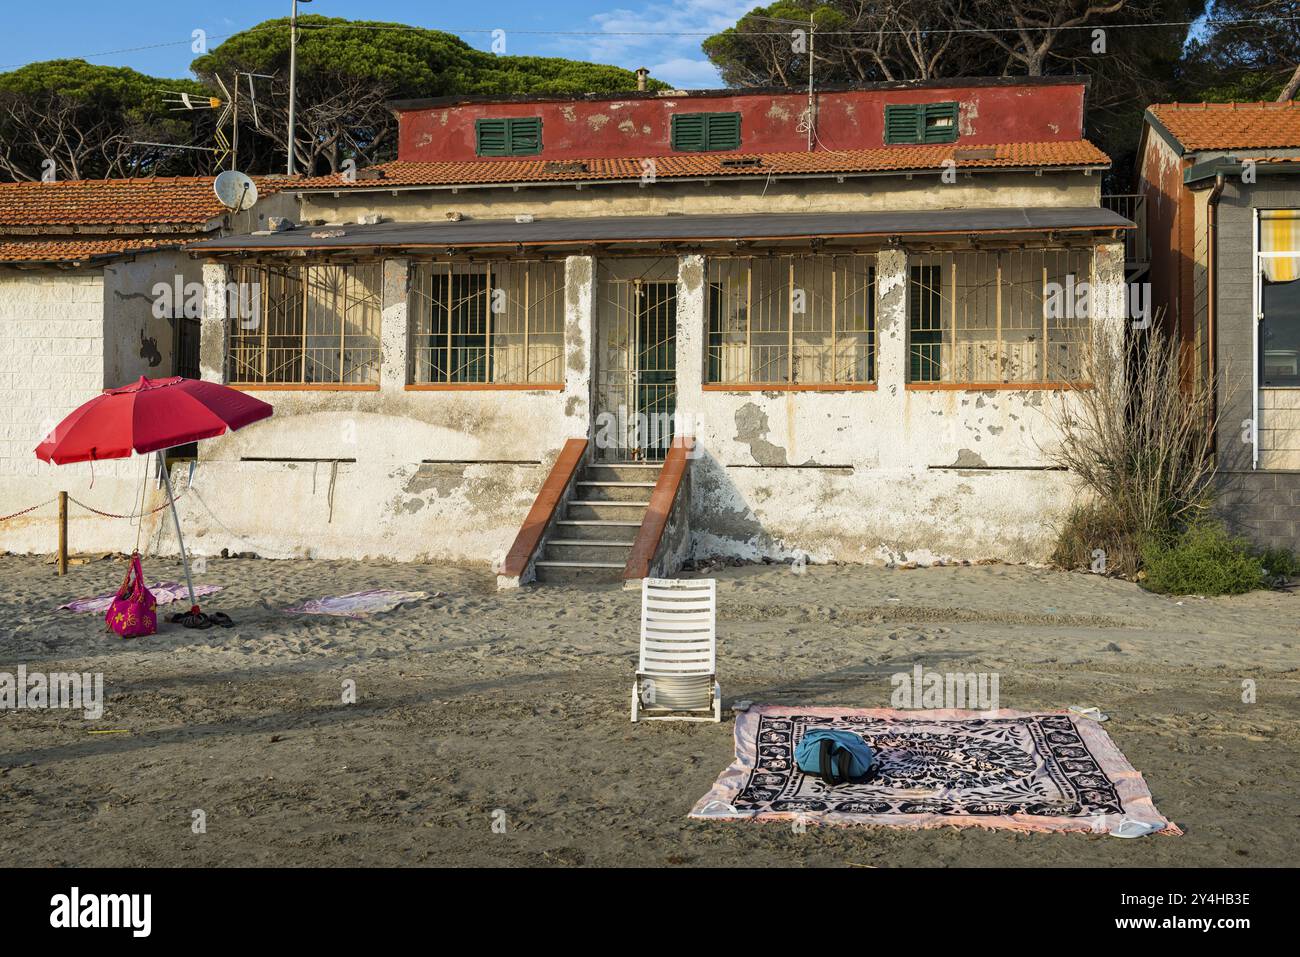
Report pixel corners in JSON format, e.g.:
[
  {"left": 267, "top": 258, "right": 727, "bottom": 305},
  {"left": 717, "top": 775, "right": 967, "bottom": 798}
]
[{"left": 0, "top": 0, "right": 758, "bottom": 87}]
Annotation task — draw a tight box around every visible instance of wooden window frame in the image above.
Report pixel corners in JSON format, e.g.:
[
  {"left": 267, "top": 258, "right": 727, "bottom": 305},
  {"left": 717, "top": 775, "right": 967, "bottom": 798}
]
[
  {"left": 226, "top": 261, "right": 382, "bottom": 390},
  {"left": 705, "top": 254, "right": 877, "bottom": 390},
  {"left": 905, "top": 248, "right": 1094, "bottom": 390}
]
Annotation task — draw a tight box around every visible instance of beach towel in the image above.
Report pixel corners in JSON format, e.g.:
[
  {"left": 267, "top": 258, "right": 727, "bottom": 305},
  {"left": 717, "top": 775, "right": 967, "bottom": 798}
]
[
  {"left": 61, "top": 582, "right": 222, "bottom": 614},
  {"left": 283, "top": 589, "right": 429, "bottom": 619},
  {"left": 691, "top": 706, "right": 1181, "bottom": 835}
]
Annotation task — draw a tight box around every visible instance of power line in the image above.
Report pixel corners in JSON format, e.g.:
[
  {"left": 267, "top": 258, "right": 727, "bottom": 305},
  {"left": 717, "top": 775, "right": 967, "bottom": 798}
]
[{"left": 3, "top": 13, "right": 1298, "bottom": 73}]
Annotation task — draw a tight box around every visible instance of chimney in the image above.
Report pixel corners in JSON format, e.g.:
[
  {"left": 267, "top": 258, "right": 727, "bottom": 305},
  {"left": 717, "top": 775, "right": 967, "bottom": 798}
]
[{"left": 636, "top": 67, "right": 649, "bottom": 92}]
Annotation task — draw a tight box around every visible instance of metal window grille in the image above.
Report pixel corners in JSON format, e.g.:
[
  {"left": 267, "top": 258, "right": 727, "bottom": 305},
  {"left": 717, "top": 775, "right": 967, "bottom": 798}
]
[
  {"left": 907, "top": 248, "right": 1093, "bottom": 384},
  {"left": 408, "top": 260, "right": 565, "bottom": 385},
  {"left": 226, "top": 262, "right": 382, "bottom": 385},
  {"left": 706, "top": 254, "right": 875, "bottom": 386}
]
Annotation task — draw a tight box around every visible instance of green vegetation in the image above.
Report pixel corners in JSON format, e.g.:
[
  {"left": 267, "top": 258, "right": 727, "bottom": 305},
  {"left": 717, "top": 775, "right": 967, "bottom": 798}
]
[
  {"left": 1, "top": 17, "right": 660, "bottom": 180},
  {"left": 0, "top": 59, "right": 206, "bottom": 180},
  {"left": 1138, "top": 522, "right": 1294, "bottom": 596}
]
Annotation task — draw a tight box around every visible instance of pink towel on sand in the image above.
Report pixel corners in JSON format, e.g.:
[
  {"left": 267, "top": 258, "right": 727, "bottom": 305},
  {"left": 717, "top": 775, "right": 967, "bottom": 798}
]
[
  {"left": 691, "top": 705, "right": 1181, "bottom": 835},
  {"left": 283, "top": 589, "right": 429, "bottom": 618},
  {"left": 61, "top": 582, "right": 222, "bottom": 614}
]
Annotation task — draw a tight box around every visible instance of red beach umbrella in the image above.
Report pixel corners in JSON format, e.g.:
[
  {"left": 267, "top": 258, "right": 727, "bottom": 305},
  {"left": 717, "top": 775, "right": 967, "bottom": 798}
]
[
  {"left": 34, "top": 376, "right": 272, "bottom": 618},
  {"left": 35, "top": 375, "right": 271, "bottom": 465}
]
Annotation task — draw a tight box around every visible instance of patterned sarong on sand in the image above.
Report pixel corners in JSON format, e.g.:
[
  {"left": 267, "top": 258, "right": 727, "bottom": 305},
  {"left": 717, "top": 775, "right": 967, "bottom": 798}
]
[
  {"left": 691, "top": 706, "right": 1181, "bottom": 835},
  {"left": 284, "top": 589, "right": 429, "bottom": 618}
]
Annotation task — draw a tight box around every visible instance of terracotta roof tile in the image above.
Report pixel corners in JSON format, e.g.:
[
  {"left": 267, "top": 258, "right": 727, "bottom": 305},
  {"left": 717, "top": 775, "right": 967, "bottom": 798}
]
[
  {"left": 295, "top": 141, "right": 1108, "bottom": 190},
  {"left": 1148, "top": 102, "right": 1300, "bottom": 151},
  {"left": 0, "top": 237, "right": 178, "bottom": 264},
  {"left": 0, "top": 176, "right": 284, "bottom": 229}
]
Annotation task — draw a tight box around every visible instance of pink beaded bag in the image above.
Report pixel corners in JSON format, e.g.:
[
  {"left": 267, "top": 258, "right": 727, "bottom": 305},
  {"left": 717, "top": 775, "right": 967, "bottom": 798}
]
[{"left": 105, "top": 552, "right": 157, "bottom": 638}]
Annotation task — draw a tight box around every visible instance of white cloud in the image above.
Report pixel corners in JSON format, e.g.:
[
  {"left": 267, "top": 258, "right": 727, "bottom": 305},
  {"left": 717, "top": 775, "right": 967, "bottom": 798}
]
[
  {"left": 557, "top": 0, "right": 754, "bottom": 88},
  {"left": 649, "top": 56, "right": 724, "bottom": 89}
]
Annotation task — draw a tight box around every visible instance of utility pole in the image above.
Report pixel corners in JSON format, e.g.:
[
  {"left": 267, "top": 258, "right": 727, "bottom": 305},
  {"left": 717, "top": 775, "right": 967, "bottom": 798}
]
[
  {"left": 806, "top": 14, "right": 816, "bottom": 151},
  {"left": 287, "top": 0, "right": 312, "bottom": 175}
]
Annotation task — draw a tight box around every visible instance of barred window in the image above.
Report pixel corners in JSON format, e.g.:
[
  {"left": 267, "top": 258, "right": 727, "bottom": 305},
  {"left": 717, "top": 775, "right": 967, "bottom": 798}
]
[
  {"left": 908, "top": 249, "right": 1093, "bottom": 385},
  {"left": 706, "top": 254, "right": 875, "bottom": 387},
  {"left": 227, "top": 263, "right": 382, "bottom": 386},
  {"left": 408, "top": 260, "right": 564, "bottom": 386}
]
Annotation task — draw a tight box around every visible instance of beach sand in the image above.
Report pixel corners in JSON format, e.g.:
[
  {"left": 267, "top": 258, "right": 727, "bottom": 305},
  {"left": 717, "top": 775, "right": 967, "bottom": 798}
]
[{"left": 1, "top": 554, "right": 1296, "bottom": 867}]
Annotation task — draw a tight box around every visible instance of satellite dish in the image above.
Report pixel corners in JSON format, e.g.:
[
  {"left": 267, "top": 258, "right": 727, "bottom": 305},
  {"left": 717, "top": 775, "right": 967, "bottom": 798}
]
[{"left": 214, "top": 170, "right": 258, "bottom": 212}]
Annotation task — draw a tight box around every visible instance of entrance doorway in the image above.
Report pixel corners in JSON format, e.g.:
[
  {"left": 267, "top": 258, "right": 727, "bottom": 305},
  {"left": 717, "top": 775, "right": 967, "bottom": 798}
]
[{"left": 596, "top": 264, "right": 677, "bottom": 462}]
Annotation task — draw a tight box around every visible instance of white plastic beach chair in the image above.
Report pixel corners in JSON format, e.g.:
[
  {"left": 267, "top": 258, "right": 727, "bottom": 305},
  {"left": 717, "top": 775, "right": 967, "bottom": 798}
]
[{"left": 631, "top": 578, "right": 721, "bottom": 723}]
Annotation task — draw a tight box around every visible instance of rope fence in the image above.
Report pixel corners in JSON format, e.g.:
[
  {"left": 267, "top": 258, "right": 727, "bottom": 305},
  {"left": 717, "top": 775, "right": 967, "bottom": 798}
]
[
  {"left": 0, "top": 487, "right": 187, "bottom": 523},
  {"left": 0, "top": 482, "right": 194, "bottom": 576}
]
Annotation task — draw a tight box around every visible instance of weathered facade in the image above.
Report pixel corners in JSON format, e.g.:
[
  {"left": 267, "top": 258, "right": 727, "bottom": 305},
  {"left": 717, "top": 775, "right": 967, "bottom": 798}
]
[
  {"left": 0, "top": 178, "right": 292, "bottom": 553},
  {"left": 1137, "top": 103, "right": 1300, "bottom": 550},
  {"left": 177, "top": 78, "right": 1128, "bottom": 581}
]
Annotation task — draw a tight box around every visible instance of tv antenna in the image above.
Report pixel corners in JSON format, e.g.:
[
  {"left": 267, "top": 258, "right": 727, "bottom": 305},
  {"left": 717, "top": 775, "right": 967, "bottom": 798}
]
[{"left": 158, "top": 71, "right": 274, "bottom": 171}]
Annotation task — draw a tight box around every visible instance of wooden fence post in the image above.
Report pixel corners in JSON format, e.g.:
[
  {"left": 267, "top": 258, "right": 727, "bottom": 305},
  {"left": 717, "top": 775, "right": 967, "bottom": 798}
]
[{"left": 57, "top": 491, "right": 68, "bottom": 576}]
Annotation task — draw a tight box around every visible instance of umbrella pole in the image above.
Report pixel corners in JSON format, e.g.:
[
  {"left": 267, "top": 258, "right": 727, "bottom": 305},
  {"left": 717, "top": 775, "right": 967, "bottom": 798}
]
[{"left": 156, "top": 451, "right": 197, "bottom": 608}]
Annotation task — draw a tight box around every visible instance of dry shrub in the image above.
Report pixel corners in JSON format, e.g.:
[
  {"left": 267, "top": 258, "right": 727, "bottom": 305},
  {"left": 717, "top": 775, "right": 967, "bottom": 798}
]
[
  {"left": 1047, "top": 321, "right": 1221, "bottom": 577},
  {"left": 1051, "top": 502, "right": 1142, "bottom": 577}
]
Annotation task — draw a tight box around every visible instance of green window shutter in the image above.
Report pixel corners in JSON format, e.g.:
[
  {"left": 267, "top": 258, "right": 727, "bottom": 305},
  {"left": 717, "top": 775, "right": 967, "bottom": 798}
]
[
  {"left": 672, "top": 112, "right": 741, "bottom": 151},
  {"left": 704, "top": 112, "right": 741, "bottom": 150},
  {"left": 672, "top": 113, "right": 707, "bottom": 151},
  {"left": 476, "top": 118, "right": 509, "bottom": 156},
  {"left": 921, "top": 102, "right": 958, "bottom": 144},
  {"left": 507, "top": 117, "right": 542, "bottom": 155},
  {"left": 885, "top": 103, "right": 958, "bottom": 146},
  {"left": 884, "top": 104, "right": 923, "bottom": 144},
  {"left": 476, "top": 117, "right": 542, "bottom": 156}
]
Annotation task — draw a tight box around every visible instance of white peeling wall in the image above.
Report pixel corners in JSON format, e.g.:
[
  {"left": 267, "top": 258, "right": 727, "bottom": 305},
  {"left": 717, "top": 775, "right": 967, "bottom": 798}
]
[
  {"left": 161, "top": 256, "right": 596, "bottom": 563},
  {"left": 676, "top": 245, "right": 1127, "bottom": 564},
  {"left": 101, "top": 250, "right": 200, "bottom": 384},
  {"left": 297, "top": 172, "right": 1102, "bottom": 227}
]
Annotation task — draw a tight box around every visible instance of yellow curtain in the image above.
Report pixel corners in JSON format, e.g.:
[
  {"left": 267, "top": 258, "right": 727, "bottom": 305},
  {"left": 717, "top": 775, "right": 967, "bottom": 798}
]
[{"left": 1260, "top": 210, "right": 1300, "bottom": 282}]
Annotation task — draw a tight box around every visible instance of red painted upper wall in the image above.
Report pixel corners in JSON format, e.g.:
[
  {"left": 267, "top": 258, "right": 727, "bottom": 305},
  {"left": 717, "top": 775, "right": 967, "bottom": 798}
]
[{"left": 394, "top": 81, "right": 1088, "bottom": 163}]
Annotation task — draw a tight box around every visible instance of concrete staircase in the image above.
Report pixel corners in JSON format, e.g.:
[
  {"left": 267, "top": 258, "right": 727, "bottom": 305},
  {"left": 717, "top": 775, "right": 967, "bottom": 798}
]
[{"left": 533, "top": 462, "right": 659, "bottom": 584}]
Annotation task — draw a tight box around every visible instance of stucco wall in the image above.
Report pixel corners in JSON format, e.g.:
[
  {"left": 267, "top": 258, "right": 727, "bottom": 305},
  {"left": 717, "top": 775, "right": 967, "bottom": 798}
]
[
  {"left": 297, "top": 172, "right": 1101, "bottom": 227},
  {"left": 2, "top": 236, "right": 1127, "bottom": 565},
  {"left": 396, "top": 82, "right": 1088, "bottom": 162},
  {"left": 676, "top": 245, "right": 1126, "bottom": 564},
  {"left": 101, "top": 250, "right": 200, "bottom": 384},
  {"left": 160, "top": 257, "right": 595, "bottom": 562}
]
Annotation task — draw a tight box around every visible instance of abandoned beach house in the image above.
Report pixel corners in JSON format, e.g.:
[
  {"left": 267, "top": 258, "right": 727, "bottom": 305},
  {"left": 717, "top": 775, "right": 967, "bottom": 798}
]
[{"left": 28, "top": 77, "right": 1133, "bottom": 582}]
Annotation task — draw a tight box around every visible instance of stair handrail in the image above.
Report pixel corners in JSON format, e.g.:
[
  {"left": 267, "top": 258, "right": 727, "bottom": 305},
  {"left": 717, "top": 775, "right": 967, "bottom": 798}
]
[
  {"left": 500, "top": 437, "right": 589, "bottom": 584},
  {"left": 623, "top": 435, "right": 694, "bottom": 581}
]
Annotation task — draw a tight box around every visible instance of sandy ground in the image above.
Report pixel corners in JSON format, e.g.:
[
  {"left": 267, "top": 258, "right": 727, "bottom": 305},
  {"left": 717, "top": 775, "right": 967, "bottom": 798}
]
[{"left": 1, "top": 553, "right": 1297, "bottom": 867}]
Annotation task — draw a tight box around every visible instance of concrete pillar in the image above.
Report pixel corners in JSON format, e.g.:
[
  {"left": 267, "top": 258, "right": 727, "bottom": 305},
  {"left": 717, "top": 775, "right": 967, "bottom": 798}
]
[
  {"left": 380, "top": 258, "right": 409, "bottom": 394},
  {"left": 675, "top": 254, "right": 705, "bottom": 435},
  {"left": 562, "top": 255, "right": 596, "bottom": 441},
  {"left": 1093, "top": 241, "right": 1127, "bottom": 362},
  {"left": 875, "top": 247, "right": 909, "bottom": 467},
  {"left": 199, "top": 261, "right": 229, "bottom": 384}
]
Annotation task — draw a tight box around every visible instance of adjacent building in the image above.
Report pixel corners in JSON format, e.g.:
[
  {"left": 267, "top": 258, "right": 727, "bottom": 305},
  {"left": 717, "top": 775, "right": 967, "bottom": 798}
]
[
  {"left": 0, "top": 177, "right": 289, "bottom": 552},
  {"left": 1136, "top": 102, "right": 1300, "bottom": 550}
]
